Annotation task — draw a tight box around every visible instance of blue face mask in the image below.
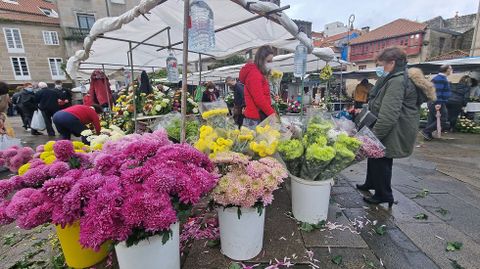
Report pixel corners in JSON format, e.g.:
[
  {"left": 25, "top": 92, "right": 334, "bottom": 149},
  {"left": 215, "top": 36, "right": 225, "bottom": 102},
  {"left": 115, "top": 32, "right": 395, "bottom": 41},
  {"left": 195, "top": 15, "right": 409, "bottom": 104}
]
[{"left": 376, "top": 66, "right": 389, "bottom": 77}]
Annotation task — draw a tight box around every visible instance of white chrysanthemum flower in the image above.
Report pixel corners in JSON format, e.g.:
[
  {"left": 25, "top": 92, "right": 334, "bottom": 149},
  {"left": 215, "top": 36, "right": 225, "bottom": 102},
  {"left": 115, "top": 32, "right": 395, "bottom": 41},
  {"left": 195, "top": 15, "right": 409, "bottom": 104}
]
[{"left": 81, "top": 129, "right": 93, "bottom": 136}]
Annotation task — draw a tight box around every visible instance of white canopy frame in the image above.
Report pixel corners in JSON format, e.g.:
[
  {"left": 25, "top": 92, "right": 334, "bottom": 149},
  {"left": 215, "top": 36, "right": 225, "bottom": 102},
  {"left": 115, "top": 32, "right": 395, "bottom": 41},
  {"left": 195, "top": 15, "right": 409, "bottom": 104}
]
[{"left": 66, "top": 0, "right": 329, "bottom": 141}]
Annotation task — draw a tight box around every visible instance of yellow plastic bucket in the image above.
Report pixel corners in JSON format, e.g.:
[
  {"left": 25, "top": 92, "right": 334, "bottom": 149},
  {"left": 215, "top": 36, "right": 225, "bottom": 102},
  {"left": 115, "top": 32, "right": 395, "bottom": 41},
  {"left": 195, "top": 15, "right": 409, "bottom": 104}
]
[{"left": 55, "top": 222, "right": 111, "bottom": 269}]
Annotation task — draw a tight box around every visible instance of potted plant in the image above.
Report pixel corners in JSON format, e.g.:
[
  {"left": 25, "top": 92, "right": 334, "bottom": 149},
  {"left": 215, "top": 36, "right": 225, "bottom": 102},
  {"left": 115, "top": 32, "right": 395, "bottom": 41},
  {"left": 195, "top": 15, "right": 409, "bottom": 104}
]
[
  {"left": 278, "top": 116, "right": 383, "bottom": 224},
  {"left": 211, "top": 152, "right": 287, "bottom": 260},
  {"left": 74, "top": 131, "right": 218, "bottom": 269},
  {"left": 0, "top": 140, "right": 111, "bottom": 268}
]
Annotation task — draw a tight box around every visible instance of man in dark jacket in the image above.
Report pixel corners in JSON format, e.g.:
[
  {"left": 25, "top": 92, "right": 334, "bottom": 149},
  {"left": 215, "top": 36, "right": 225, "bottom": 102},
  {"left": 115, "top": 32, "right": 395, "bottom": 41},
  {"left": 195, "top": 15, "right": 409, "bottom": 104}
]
[
  {"left": 17, "top": 83, "right": 37, "bottom": 132},
  {"left": 226, "top": 77, "right": 245, "bottom": 128},
  {"left": 421, "top": 65, "right": 452, "bottom": 140},
  {"left": 54, "top": 80, "right": 72, "bottom": 109},
  {"left": 35, "top": 82, "right": 60, "bottom": 136}
]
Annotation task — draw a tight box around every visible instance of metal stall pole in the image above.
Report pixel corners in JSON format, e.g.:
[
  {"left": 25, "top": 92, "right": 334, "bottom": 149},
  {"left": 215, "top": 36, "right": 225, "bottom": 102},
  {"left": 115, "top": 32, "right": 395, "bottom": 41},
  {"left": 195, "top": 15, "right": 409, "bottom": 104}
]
[
  {"left": 128, "top": 41, "right": 138, "bottom": 133},
  {"left": 199, "top": 53, "right": 202, "bottom": 85},
  {"left": 181, "top": 0, "right": 190, "bottom": 143},
  {"left": 339, "top": 62, "right": 343, "bottom": 111}
]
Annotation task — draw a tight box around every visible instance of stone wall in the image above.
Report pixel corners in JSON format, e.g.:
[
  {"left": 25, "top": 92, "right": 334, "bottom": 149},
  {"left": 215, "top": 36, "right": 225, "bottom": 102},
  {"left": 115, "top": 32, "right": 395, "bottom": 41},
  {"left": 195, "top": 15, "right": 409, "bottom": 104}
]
[
  {"left": 0, "top": 22, "right": 67, "bottom": 85},
  {"left": 423, "top": 29, "right": 459, "bottom": 59}
]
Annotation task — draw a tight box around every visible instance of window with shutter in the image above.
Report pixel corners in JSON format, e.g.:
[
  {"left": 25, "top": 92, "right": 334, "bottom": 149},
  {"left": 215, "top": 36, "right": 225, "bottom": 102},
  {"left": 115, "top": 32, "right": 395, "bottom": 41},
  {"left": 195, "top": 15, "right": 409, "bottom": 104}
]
[
  {"left": 10, "top": 57, "right": 30, "bottom": 80},
  {"left": 3, "top": 28, "right": 24, "bottom": 53}
]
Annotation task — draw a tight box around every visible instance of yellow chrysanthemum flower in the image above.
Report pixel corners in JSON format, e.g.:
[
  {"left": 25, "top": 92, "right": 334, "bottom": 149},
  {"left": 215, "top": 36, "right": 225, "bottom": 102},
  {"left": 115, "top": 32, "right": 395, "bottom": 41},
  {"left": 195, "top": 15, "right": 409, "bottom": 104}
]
[
  {"left": 92, "top": 144, "right": 103, "bottom": 151},
  {"left": 44, "top": 141, "right": 55, "bottom": 152},
  {"left": 72, "top": 141, "right": 85, "bottom": 150},
  {"left": 40, "top": 151, "right": 54, "bottom": 160},
  {"left": 18, "top": 163, "right": 31, "bottom": 176},
  {"left": 44, "top": 155, "right": 57, "bottom": 165}
]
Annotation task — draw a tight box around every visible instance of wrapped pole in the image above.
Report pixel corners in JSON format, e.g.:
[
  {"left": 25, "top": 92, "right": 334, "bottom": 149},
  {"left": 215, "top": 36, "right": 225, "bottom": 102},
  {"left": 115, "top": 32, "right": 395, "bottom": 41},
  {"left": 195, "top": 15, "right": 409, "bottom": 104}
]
[
  {"left": 435, "top": 104, "right": 441, "bottom": 138},
  {"left": 181, "top": 0, "right": 190, "bottom": 143}
]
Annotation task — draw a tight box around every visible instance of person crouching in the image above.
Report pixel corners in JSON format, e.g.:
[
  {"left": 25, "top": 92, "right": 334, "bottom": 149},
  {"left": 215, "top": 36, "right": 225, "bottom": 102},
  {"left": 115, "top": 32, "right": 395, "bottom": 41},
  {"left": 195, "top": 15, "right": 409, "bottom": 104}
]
[{"left": 52, "top": 104, "right": 103, "bottom": 143}]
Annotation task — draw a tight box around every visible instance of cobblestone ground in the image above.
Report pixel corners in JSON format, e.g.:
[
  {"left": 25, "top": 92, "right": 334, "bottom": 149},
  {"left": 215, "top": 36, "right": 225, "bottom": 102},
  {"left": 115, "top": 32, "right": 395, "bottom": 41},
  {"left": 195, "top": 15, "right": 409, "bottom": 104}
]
[{"left": 2, "top": 115, "right": 479, "bottom": 269}]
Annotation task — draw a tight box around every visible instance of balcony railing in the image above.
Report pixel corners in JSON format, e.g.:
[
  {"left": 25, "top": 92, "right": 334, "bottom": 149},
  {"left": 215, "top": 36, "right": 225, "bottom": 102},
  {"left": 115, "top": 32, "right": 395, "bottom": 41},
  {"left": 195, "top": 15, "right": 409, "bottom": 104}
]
[{"left": 64, "top": 27, "right": 91, "bottom": 41}]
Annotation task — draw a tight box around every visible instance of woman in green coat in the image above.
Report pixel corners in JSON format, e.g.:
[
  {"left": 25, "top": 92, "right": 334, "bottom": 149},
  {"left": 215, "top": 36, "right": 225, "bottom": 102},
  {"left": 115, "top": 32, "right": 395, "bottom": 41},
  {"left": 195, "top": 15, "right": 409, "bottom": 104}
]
[{"left": 356, "top": 47, "right": 436, "bottom": 206}]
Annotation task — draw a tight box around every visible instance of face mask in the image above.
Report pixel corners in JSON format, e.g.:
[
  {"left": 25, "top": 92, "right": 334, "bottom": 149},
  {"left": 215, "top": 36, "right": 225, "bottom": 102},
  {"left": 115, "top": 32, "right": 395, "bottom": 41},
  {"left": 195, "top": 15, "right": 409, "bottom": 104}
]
[
  {"left": 376, "top": 66, "right": 389, "bottom": 77},
  {"left": 25, "top": 88, "right": 33, "bottom": 92},
  {"left": 208, "top": 88, "right": 214, "bottom": 93},
  {"left": 265, "top": 62, "right": 274, "bottom": 72},
  {"left": 55, "top": 85, "right": 62, "bottom": 89}
]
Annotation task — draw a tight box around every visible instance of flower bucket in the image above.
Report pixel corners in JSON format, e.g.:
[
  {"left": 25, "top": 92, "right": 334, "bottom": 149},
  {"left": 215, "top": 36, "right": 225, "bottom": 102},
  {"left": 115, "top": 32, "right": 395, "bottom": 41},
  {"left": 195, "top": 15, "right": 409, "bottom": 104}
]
[
  {"left": 291, "top": 175, "right": 334, "bottom": 224},
  {"left": 216, "top": 206, "right": 265, "bottom": 261},
  {"left": 55, "top": 222, "right": 110, "bottom": 269},
  {"left": 115, "top": 222, "right": 180, "bottom": 269}
]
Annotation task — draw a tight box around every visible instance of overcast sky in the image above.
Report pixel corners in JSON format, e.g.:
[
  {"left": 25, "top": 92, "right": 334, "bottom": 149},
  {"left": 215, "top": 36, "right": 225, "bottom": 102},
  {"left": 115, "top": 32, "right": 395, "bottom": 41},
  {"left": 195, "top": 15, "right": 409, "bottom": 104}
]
[{"left": 280, "top": 0, "right": 478, "bottom": 32}]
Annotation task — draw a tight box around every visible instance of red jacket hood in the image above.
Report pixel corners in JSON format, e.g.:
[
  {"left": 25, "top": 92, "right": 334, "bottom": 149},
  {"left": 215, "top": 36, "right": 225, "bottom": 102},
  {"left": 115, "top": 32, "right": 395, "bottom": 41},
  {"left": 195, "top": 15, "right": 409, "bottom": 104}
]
[{"left": 239, "top": 63, "right": 259, "bottom": 84}]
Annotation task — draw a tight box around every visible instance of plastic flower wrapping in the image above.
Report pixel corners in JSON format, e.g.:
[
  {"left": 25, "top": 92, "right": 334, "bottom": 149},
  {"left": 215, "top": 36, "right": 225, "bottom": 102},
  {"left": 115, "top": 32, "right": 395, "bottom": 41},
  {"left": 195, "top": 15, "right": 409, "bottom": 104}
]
[
  {"left": 195, "top": 115, "right": 289, "bottom": 159},
  {"left": 200, "top": 100, "right": 230, "bottom": 128},
  {"left": 153, "top": 113, "right": 200, "bottom": 144},
  {"left": 354, "top": 127, "right": 386, "bottom": 160},
  {"left": 0, "top": 146, "right": 34, "bottom": 173},
  {"left": 278, "top": 114, "right": 376, "bottom": 181},
  {"left": 211, "top": 152, "right": 288, "bottom": 209},
  {"left": 269, "top": 70, "right": 284, "bottom": 95},
  {"left": 224, "top": 92, "right": 234, "bottom": 107}
]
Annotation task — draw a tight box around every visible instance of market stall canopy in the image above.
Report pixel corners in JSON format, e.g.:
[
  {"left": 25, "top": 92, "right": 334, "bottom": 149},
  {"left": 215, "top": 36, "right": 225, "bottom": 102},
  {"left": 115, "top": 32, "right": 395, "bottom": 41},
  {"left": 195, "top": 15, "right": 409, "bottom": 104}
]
[
  {"left": 335, "top": 57, "right": 480, "bottom": 80},
  {"left": 412, "top": 57, "right": 480, "bottom": 74},
  {"left": 187, "top": 48, "right": 339, "bottom": 83},
  {"left": 66, "top": 0, "right": 319, "bottom": 80}
]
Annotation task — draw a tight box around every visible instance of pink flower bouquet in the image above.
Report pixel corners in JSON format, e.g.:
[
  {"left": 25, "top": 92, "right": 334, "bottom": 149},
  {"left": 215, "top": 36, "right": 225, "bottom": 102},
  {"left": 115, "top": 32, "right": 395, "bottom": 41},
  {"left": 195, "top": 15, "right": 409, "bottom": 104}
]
[
  {"left": 354, "top": 127, "right": 386, "bottom": 160},
  {"left": 211, "top": 152, "right": 288, "bottom": 212},
  {"left": 0, "top": 146, "right": 34, "bottom": 172},
  {"left": 0, "top": 131, "right": 219, "bottom": 251},
  {"left": 0, "top": 140, "right": 92, "bottom": 228}
]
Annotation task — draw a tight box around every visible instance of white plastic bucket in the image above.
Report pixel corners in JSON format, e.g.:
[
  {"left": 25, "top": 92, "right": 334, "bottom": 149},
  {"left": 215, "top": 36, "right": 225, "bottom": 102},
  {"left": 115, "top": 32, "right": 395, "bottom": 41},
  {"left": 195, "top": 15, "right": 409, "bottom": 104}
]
[
  {"left": 115, "top": 222, "right": 180, "bottom": 269},
  {"left": 216, "top": 206, "right": 266, "bottom": 261},
  {"left": 291, "top": 175, "right": 334, "bottom": 224}
]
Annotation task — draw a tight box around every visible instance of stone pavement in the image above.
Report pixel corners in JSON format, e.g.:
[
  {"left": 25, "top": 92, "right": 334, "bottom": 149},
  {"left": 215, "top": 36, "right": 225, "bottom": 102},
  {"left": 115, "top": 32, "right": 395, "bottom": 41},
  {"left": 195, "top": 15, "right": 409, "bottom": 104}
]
[
  {"left": 184, "top": 132, "right": 480, "bottom": 269},
  {"left": 2, "top": 115, "right": 480, "bottom": 269}
]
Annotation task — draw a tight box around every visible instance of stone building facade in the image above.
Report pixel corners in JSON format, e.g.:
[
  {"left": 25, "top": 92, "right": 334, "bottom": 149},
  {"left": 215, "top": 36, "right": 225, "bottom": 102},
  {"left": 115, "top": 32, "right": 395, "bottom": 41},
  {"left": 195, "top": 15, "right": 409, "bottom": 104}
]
[
  {"left": 0, "top": 0, "right": 67, "bottom": 86},
  {"left": 423, "top": 13, "right": 476, "bottom": 60},
  {"left": 54, "top": 0, "right": 138, "bottom": 58}
]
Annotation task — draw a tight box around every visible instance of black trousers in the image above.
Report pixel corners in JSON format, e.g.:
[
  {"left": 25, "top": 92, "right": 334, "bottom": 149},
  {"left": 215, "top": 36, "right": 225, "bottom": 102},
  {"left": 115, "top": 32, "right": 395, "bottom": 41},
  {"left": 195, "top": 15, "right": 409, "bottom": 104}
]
[
  {"left": 446, "top": 103, "right": 463, "bottom": 131},
  {"left": 52, "top": 111, "right": 88, "bottom": 142},
  {"left": 41, "top": 109, "right": 58, "bottom": 136},
  {"left": 364, "top": 157, "right": 394, "bottom": 201},
  {"left": 22, "top": 108, "right": 34, "bottom": 129}
]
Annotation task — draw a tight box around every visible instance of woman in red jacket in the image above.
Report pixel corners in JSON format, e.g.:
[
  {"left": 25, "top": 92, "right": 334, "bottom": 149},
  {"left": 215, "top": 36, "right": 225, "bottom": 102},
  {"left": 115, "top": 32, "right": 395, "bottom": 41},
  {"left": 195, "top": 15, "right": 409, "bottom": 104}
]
[
  {"left": 52, "top": 104, "right": 103, "bottom": 143},
  {"left": 239, "top": 45, "right": 276, "bottom": 128}
]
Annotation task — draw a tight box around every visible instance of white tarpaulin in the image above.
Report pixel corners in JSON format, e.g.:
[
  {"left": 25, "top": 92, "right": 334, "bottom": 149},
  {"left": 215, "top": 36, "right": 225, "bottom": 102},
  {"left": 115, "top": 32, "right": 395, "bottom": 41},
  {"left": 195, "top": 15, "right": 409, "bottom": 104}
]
[
  {"left": 187, "top": 48, "right": 340, "bottom": 83},
  {"left": 66, "top": 0, "right": 324, "bottom": 79}
]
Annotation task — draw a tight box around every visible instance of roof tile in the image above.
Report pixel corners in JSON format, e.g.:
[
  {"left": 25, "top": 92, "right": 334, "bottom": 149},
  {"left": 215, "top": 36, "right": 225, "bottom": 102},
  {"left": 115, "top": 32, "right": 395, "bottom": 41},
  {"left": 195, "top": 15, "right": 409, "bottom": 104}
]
[
  {"left": 351, "top": 19, "right": 427, "bottom": 45},
  {"left": 0, "top": 0, "right": 59, "bottom": 24},
  {"left": 427, "top": 50, "right": 469, "bottom": 61}
]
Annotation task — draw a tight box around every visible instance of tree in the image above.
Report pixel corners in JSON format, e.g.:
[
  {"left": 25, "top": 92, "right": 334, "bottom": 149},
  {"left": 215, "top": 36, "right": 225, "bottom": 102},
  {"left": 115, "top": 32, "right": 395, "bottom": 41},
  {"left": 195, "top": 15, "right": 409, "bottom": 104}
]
[{"left": 209, "top": 55, "right": 246, "bottom": 70}]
